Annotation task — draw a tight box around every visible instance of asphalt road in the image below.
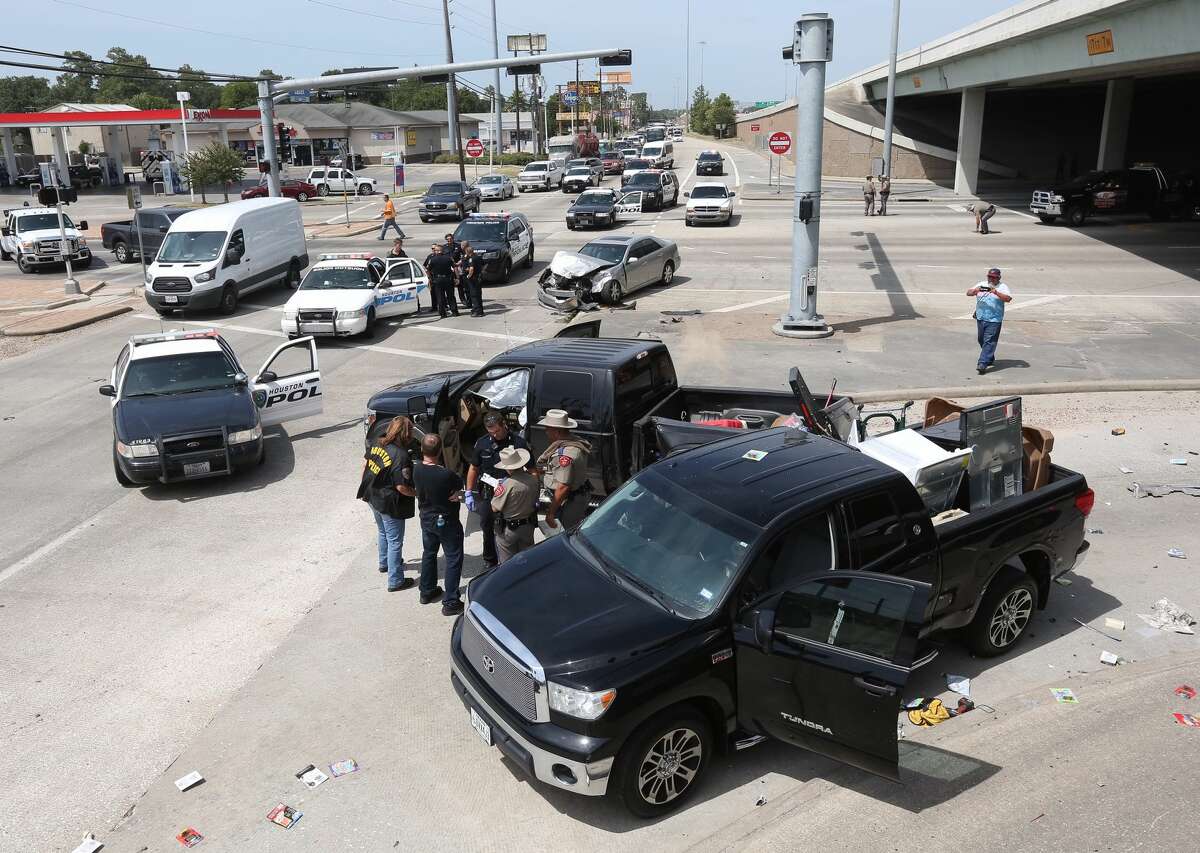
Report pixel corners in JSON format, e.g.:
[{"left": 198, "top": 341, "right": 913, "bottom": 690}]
[{"left": 2, "top": 135, "right": 1199, "bottom": 851}]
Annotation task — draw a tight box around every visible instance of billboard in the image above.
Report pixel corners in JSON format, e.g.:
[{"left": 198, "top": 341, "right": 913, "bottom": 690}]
[
  {"left": 506, "top": 33, "right": 547, "bottom": 52},
  {"left": 567, "top": 81, "right": 601, "bottom": 95},
  {"left": 556, "top": 111, "right": 594, "bottom": 121},
  {"left": 601, "top": 71, "right": 632, "bottom": 85}
]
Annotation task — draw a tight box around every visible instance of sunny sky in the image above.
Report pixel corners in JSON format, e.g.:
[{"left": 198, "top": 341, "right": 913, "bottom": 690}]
[{"left": 7, "top": 0, "right": 1020, "bottom": 106}]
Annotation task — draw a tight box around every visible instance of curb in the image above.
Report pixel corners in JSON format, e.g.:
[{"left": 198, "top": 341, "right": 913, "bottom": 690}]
[
  {"left": 307, "top": 222, "right": 381, "bottom": 239},
  {"left": 848, "top": 378, "right": 1200, "bottom": 404},
  {"left": 0, "top": 294, "right": 90, "bottom": 314},
  {"left": 1, "top": 304, "right": 133, "bottom": 336}
]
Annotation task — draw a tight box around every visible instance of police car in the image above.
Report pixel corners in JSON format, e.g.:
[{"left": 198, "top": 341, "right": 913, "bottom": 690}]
[
  {"left": 99, "top": 329, "right": 323, "bottom": 486},
  {"left": 280, "top": 253, "right": 430, "bottom": 338}
]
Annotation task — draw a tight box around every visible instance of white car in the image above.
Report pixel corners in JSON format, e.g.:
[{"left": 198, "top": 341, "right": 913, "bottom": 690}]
[
  {"left": 685, "top": 181, "right": 736, "bottom": 226},
  {"left": 1, "top": 206, "right": 92, "bottom": 273},
  {"left": 516, "top": 160, "right": 564, "bottom": 192},
  {"left": 306, "top": 167, "right": 377, "bottom": 197},
  {"left": 474, "top": 174, "right": 515, "bottom": 200},
  {"left": 281, "top": 253, "right": 430, "bottom": 339}
]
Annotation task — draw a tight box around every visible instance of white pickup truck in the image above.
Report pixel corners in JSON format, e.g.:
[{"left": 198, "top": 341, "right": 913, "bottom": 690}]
[
  {"left": 1, "top": 206, "right": 92, "bottom": 273},
  {"left": 516, "top": 160, "right": 564, "bottom": 192}
]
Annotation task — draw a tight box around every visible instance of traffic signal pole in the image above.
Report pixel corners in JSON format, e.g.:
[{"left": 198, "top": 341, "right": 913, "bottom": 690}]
[
  {"left": 774, "top": 13, "right": 834, "bottom": 340},
  {"left": 257, "top": 80, "right": 281, "bottom": 198}
]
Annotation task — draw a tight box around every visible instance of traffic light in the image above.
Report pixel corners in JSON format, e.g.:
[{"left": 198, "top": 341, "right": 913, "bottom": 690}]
[
  {"left": 38, "top": 186, "right": 78, "bottom": 206},
  {"left": 599, "top": 50, "right": 632, "bottom": 66},
  {"left": 277, "top": 123, "right": 292, "bottom": 156}
]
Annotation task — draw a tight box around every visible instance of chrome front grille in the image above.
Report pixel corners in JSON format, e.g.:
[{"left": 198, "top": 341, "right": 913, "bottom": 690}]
[
  {"left": 298, "top": 309, "right": 336, "bottom": 322},
  {"left": 462, "top": 611, "right": 538, "bottom": 721},
  {"left": 1032, "top": 191, "right": 1052, "bottom": 204}
]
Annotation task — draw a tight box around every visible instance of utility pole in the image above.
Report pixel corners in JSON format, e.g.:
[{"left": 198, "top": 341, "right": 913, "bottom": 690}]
[
  {"left": 774, "top": 13, "right": 835, "bottom": 340},
  {"left": 491, "top": 0, "right": 503, "bottom": 156},
  {"left": 699, "top": 41, "right": 707, "bottom": 90},
  {"left": 881, "top": 0, "right": 901, "bottom": 178},
  {"left": 573, "top": 59, "right": 580, "bottom": 135},
  {"left": 257, "top": 80, "right": 281, "bottom": 197},
  {"left": 684, "top": 0, "right": 691, "bottom": 131},
  {"left": 441, "top": 0, "right": 466, "bottom": 181},
  {"left": 512, "top": 44, "right": 521, "bottom": 153}
]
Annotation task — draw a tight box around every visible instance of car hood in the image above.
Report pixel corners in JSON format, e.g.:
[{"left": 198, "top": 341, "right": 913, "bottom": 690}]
[
  {"left": 367, "top": 369, "right": 475, "bottom": 414},
  {"left": 469, "top": 535, "right": 689, "bottom": 676},
  {"left": 422, "top": 193, "right": 463, "bottom": 203},
  {"left": 468, "top": 239, "right": 506, "bottom": 255},
  {"left": 285, "top": 288, "right": 375, "bottom": 310},
  {"left": 115, "top": 388, "right": 257, "bottom": 439},
  {"left": 569, "top": 201, "right": 615, "bottom": 213},
  {"left": 477, "top": 184, "right": 506, "bottom": 193},
  {"left": 15, "top": 227, "right": 82, "bottom": 241},
  {"left": 548, "top": 251, "right": 614, "bottom": 278}
]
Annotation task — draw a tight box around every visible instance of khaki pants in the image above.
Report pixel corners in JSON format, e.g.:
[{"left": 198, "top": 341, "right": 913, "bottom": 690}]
[
  {"left": 878, "top": 192, "right": 889, "bottom": 215},
  {"left": 496, "top": 521, "right": 535, "bottom": 563},
  {"left": 864, "top": 194, "right": 875, "bottom": 215}
]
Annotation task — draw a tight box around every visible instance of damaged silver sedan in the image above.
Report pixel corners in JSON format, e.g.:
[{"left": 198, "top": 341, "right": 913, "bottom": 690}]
[{"left": 537, "top": 235, "right": 681, "bottom": 312}]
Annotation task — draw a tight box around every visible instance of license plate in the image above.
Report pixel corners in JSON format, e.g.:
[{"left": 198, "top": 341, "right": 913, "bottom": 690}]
[
  {"left": 163, "top": 294, "right": 178, "bottom": 303},
  {"left": 183, "top": 461, "right": 211, "bottom": 477},
  {"left": 470, "top": 707, "right": 492, "bottom": 746}
]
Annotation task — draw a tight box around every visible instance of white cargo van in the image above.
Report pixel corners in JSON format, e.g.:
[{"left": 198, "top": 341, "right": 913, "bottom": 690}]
[
  {"left": 145, "top": 198, "right": 309, "bottom": 316},
  {"left": 641, "top": 141, "right": 674, "bottom": 170}
]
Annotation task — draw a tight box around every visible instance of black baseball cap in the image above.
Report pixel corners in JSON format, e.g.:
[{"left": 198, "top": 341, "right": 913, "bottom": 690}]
[{"left": 987, "top": 268, "right": 1001, "bottom": 278}]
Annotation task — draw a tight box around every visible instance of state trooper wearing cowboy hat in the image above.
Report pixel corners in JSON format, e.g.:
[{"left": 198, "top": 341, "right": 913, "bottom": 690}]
[
  {"left": 489, "top": 445, "right": 539, "bottom": 562},
  {"left": 534, "top": 409, "right": 593, "bottom": 530}
]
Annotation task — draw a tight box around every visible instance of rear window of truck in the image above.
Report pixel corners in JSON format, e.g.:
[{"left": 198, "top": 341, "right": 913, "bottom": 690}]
[{"left": 538, "top": 370, "right": 593, "bottom": 422}]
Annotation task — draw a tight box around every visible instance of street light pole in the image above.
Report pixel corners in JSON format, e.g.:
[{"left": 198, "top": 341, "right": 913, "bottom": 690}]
[
  {"left": 774, "top": 13, "right": 835, "bottom": 340},
  {"left": 491, "top": 0, "right": 503, "bottom": 158},
  {"left": 441, "top": 0, "right": 466, "bottom": 181},
  {"left": 684, "top": 0, "right": 691, "bottom": 131},
  {"left": 176, "top": 91, "right": 194, "bottom": 202},
  {"left": 881, "top": 0, "right": 901, "bottom": 178},
  {"left": 699, "top": 41, "right": 706, "bottom": 91}
]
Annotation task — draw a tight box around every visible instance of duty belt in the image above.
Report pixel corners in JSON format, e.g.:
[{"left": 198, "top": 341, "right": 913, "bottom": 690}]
[{"left": 501, "top": 516, "right": 535, "bottom": 530}]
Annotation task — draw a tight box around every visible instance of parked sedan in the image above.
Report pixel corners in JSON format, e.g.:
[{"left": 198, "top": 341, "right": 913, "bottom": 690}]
[
  {"left": 241, "top": 179, "right": 318, "bottom": 202},
  {"left": 536, "top": 234, "right": 680, "bottom": 311},
  {"left": 473, "top": 174, "right": 515, "bottom": 200}
]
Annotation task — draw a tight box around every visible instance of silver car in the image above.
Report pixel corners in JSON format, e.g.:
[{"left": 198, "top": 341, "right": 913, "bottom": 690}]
[
  {"left": 537, "top": 234, "right": 681, "bottom": 311},
  {"left": 473, "top": 174, "right": 515, "bottom": 200}
]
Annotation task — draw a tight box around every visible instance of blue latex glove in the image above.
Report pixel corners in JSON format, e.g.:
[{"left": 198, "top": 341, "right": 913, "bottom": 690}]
[{"left": 464, "top": 491, "right": 477, "bottom": 512}]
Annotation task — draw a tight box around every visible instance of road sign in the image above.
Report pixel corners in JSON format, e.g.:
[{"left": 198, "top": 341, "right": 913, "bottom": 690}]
[
  {"left": 768, "top": 131, "right": 792, "bottom": 155},
  {"left": 563, "top": 90, "right": 578, "bottom": 106},
  {"left": 750, "top": 123, "right": 760, "bottom": 132},
  {"left": 466, "top": 138, "right": 485, "bottom": 158}
]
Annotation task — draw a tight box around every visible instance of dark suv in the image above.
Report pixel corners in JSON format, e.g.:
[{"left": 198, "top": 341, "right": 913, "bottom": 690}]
[
  {"left": 696, "top": 150, "right": 724, "bottom": 176},
  {"left": 451, "top": 212, "right": 534, "bottom": 283},
  {"left": 419, "top": 181, "right": 482, "bottom": 222},
  {"left": 1030, "top": 165, "right": 1186, "bottom": 226}
]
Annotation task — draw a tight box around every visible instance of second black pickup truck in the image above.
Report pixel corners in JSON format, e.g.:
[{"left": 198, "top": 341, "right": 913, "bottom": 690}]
[
  {"left": 100, "top": 207, "right": 191, "bottom": 263},
  {"left": 450, "top": 425, "right": 1093, "bottom": 817}
]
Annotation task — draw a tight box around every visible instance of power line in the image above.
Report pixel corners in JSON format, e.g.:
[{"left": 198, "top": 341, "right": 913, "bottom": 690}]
[
  {"left": 0, "top": 57, "right": 250, "bottom": 86},
  {"left": 304, "top": 0, "right": 439, "bottom": 25},
  {"left": 0, "top": 46, "right": 253, "bottom": 81}
]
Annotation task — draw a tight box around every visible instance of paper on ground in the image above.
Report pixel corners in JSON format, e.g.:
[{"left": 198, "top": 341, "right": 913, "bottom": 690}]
[
  {"left": 174, "top": 770, "right": 204, "bottom": 792},
  {"left": 1103, "top": 617, "right": 1125, "bottom": 631},
  {"left": 946, "top": 675, "right": 971, "bottom": 697},
  {"left": 1100, "top": 651, "right": 1120, "bottom": 665},
  {"left": 71, "top": 835, "right": 103, "bottom": 853}
]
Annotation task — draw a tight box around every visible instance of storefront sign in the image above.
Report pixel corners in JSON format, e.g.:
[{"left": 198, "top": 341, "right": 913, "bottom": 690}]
[
  {"left": 405, "top": 130, "right": 418, "bottom": 146},
  {"left": 371, "top": 131, "right": 395, "bottom": 141}
]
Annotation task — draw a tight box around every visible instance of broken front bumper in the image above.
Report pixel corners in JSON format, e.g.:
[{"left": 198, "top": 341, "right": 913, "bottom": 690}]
[{"left": 537, "top": 286, "right": 584, "bottom": 313}]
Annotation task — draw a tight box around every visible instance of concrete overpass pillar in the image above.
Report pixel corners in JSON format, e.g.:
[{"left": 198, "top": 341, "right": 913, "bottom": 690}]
[
  {"left": 1097, "top": 78, "right": 1134, "bottom": 170},
  {"left": 0, "top": 128, "right": 18, "bottom": 182},
  {"left": 954, "top": 88, "right": 985, "bottom": 196},
  {"left": 53, "top": 126, "right": 73, "bottom": 187}
]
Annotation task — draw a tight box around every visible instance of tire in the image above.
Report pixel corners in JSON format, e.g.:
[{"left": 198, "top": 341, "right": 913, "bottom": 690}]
[
  {"left": 1065, "top": 205, "right": 1086, "bottom": 227},
  {"left": 419, "top": 216, "right": 430, "bottom": 223},
  {"left": 524, "top": 242, "right": 534, "bottom": 268},
  {"left": 358, "top": 184, "right": 373, "bottom": 196},
  {"left": 967, "top": 567, "right": 1038, "bottom": 657},
  {"left": 113, "top": 241, "right": 131, "bottom": 263},
  {"left": 723, "top": 215, "right": 732, "bottom": 227},
  {"left": 113, "top": 448, "right": 136, "bottom": 488},
  {"left": 660, "top": 261, "right": 675, "bottom": 286},
  {"left": 611, "top": 709, "right": 711, "bottom": 818},
  {"left": 1037, "top": 214, "right": 1057, "bottom": 224},
  {"left": 685, "top": 219, "right": 692, "bottom": 227},
  {"left": 500, "top": 258, "right": 512, "bottom": 284},
  {"left": 285, "top": 262, "right": 301, "bottom": 290},
  {"left": 518, "top": 186, "right": 525, "bottom": 193},
  {"left": 318, "top": 184, "right": 330, "bottom": 197},
  {"left": 17, "top": 253, "right": 34, "bottom": 274},
  {"left": 457, "top": 204, "right": 465, "bottom": 220},
  {"left": 567, "top": 222, "right": 576, "bottom": 230},
  {"left": 218, "top": 284, "right": 238, "bottom": 315},
  {"left": 602, "top": 277, "right": 624, "bottom": 304},
  {"left": 363, "top": 308, "right": 376, "bottom": 338},
  {"left": 76, "top": 255, "right": 92, "bottom": 269},
  {"left": 297, "top": 192, "right": 309, "bottom": 202}
]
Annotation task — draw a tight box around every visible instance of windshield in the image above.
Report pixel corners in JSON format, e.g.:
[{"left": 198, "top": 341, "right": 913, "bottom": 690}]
[
  {"left": 627, "top": 174, "right": 660, "bottom": 187},
  {"left": 568, "top": 159, "right": 587, "bottom": 168},
  {"left": 691, "top": 186, "right": 728, "bottom": 199},
  {"left": 579, "top": 242, "right": 626, "bottom": 263},
  {"left": 523, "top": 163, "right": 547, "bottom": 172},
  {"left": 576, "top": 192, "right": 615, "bottom": 206},
  {"left": 626, "top": 159, "right": 651, "bottom": 170},
  {"left": 621, "top": 149, "right": 639, "bottom": 157},
  {"left": 300, "top": 266, "right": 373, "bottom": 290},
  {"left": 698, "top": 152, "right": 721, "bottom": 161},
  {"left": 477, "top": 176, "right": 503, "bottom": 184},
  {"left": 15, "top": 213, "right": 76, "bottom": 233},
  {"left": 122, "top": 351, "right": 239, "bottom": 397},
  {"left": 567, "top": 168, "right": 591, "bottom": 176},
  {"left": 157, "top": 231, "right": 226, "bottom": 263},
  {"left": 453, "top": 221, "right": 505, "bottom": 242},
  {"left": 575, "top": 470, "right": 755, "bottom": 618},
  {"left": 548, "top": 145, "right": 573, "bottom": 157},
  {"left": 427, "top": 183, "right": 463, "bottom": 195}
]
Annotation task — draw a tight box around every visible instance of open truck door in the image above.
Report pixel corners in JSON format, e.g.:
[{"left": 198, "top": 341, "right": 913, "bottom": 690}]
[
  {"left": 734, "top": 571, "right": 932, "bottom": 781},
  {"left": 554, "top": 319, "right": 601, "bottom": 339}
]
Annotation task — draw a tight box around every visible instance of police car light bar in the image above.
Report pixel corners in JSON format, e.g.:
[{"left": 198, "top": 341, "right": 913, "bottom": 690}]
[
  {"left": 468, "top": 212, "right": 511, "bottom": 219},
  {"left": 130, "top": 329, "right": 220, "bottom": 346},
  {"left": 318, "top": 252, "right": 376, "bottom": 261}
]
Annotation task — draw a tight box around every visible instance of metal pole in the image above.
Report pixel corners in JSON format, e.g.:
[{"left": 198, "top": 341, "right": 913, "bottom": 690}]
[
  {"left": 881, "top": 0, "right": 901, "bottom": 178},
  {"left": 134, "top": 207, "right": 148, "bottom": 285},
  {"left": 684, "top": 0, "right": 690, "bottom": 132},
  {"left": 699, "top": 41, "right": 706, "bottom": 90},
  {"left": 491, "top": 0, "right": 503, "bottom": 157},
  {"left": 775, "top": 13, "right": 834, "bottom": 339},
  {"left": 178, "top": 98, "right": 194, "bottom": 203},
  {"left": 573, "top": 60, "right": 580, "bottom": 135},
  {"left": 256, "top": 80, "right": 281, "bottom": 197},
  {"left": 53, "top": 186, "right": 79, "bottom": 295},
  {"left": 342, "top": 137, "right": 350, "bottom": 227},
  {"left": 442, "top": 0, "right": 466, "bottom": 181},
  {"left": 513, "top": 49, "right": 521, "bottom": 154}
]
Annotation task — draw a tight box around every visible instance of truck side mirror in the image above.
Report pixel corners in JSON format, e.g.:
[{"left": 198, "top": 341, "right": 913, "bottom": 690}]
[
  {"left": 78, "top": 220, "right": 89, "bottom": 231},
  {"left": 753, "top": 608, "right": 776, "bottom": 652},
  {"left": 0, "top": 227, "right": 9, "bottom": 237}
]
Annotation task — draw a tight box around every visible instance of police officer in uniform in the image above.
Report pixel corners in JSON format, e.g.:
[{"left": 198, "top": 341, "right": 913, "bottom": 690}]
[
  {"left": 535, "top": 409, "right": 592, "bottom": 531},
  {"left": 465, "top": 412, "right": 530, "bottom": 568},
  {"left": 489, "top": 445, "right": 539, "bottom": 563}
]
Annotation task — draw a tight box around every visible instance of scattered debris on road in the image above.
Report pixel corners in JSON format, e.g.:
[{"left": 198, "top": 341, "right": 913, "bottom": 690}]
[
  {"left": 267, "top": 804, "right": 303, "bottom": 830},
  {"left": 1054, "top": 576, "right": 1073, "bottom": 586},
  {"left": 296, "top": 763, "right": 328, "bottom": 789},
  {"left": 1104, "top": 617, "right": 1125, "bottom": 631},
  {"left": 662, "top": 309, "right": 702, "bottom": 316},
  {"left": 173, "top": 771, "right": 203, "bottom": 792},
  {"left": 1173, "top": 713, "right": 1200, "bottom": 728},
  {"left": 1099, "top": 651, "right": 1121, "bottom": 666},
  {"left": 1170, "top": 458, "right": 1189, "bottom": 465},
  {"left": 1087, "top": 527, "right": 1104, "bottom": 534},
  {"left": 330, "top": 758, "right": 359, "bottom": 777},
  {"left": 1051, "top": 687, "right": 1079, "bottom": 704},
  {"left": 1118, "top": 465, "right": 1133, "bottom": 474},
  {"left": 755, "top": 795, "right": 767, "bottom": 807},
  {"left": 1072, "top": 617, "right": 1122, "bottom": 642},
  {"left": 1167, "top": 548, "right": 1187, "bottom": 559},
  {"left": 176, "top": 827, "right": 203, "bottom": 848},
  {"left": 1110, "top": 427, "right": 1125, "bottom": 435},
  {"left": 946, "top": 674, "right": 971, "bottom": 697},
  {"left": 70, "top": 834, "right": 103, "bottom": 853},
  {"left": 1175, "top": 685, "right": 1196, "bottom": 700},
  {"left": 1137, "top": 598, "right": 1196, "bottom": 634}
]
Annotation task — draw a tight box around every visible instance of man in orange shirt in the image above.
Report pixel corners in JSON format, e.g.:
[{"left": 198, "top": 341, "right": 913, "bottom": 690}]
[{"left": 378, "top": 194, "right": 405, "bottom": 240}]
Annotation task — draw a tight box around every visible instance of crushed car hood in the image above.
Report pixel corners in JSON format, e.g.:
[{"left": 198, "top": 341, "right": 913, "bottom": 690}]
[{"left": 547, "top": 251, "right": 613, "bottom": 278}]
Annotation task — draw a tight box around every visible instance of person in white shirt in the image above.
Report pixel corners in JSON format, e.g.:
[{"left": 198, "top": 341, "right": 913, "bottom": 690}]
[{"left": 966, "top": 267, "right": 1012, "bottom": 374}]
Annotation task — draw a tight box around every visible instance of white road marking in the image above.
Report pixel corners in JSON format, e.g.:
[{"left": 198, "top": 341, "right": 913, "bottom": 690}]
[
  {"left": 946, "top": 204, "right": 968, "bottom": 213},
  {"left": 711, "top": 250, "right": 729, "bottom": 255},
  {"left": 952, "top": 293, "right": 1067, "bottom": 320},
  {"left": 410, "top": 324, "right": 534, "bottom": 343},
  {"left": 0, "top": 502, "right": 122, "bottom": 587},
  {"left": 710, "top": 293, "right": 790, "bottom": 313},
  {"left": 1010, "top": 210, "right": 1037, "bottom": 220},
  {"left": 323, "top": 200, "right": 379, "bottom": 225},
  {"left": 753, "top": 255, "right": 779, "bottom": 260},
  {"left": 132, "top": 315, "right": 485, "bottom": 366},
  {"left": 1168, "top": 245, "right": 1200, "bottom": 249}
]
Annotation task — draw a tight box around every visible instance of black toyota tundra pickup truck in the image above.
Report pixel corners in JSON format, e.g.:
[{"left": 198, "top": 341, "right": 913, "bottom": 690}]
[
  {"left": 449, "top": 426, "right": 1093, "bottom": 817},
  {"left": 100, "top": 207, "right": 190, "bottom": 263}
]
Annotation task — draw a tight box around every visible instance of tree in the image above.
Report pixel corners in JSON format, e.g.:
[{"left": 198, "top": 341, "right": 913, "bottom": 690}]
[
  {"left": 177, "top": 65, "right": 221, "bottom": 109},
  {"left": 180, "top": 142, "right": 245, "bottom": 203},
  {"left": 629, "top": 92, "right": 649, "bottom": 128},
  {"left": 51, "top": 51, "right": 98, "bottom": 104},
  {"left": 220, "top": 81, "right": 257, "bottom": 108},
  {"left": 708, "top": 93, "right": 736, "bottom": 137},
  {"left": 689, "top": 85, "right": 712, "bottom": 134},
  {"left": 97, "top": 47, "right": 168, "bottom": 104},
  {"left": 0, "top": 76, "right": 53, "bottom": 112},
  {"left": 78, "top": 141, "right": 93, "bottom": 156},
  {"left": 257, "top": 69, "right": 283, "bottom": 81},
  {"left": 129, "top": 92, "right": 172, "bottom": 110}
]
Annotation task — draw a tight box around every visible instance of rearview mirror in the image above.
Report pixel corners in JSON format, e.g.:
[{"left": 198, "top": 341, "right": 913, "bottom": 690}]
[
  {"left": 98, "top": 384, "right": 115, "bottom": 397},
  {"left": 78, "top": 220, "right": 89, "bottom": 231},
  {"left": 258, "top": 370, "right": 277, "bottom": 384},
  {"left": 753, "top": 608, "right": 776, "bottom": 652}
]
